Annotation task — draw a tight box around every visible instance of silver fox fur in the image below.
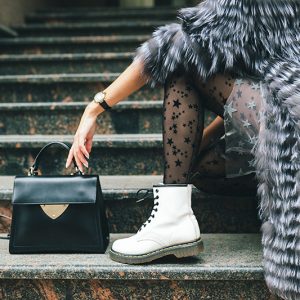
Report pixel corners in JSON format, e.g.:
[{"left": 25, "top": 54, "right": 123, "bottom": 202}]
[{"left": 133, "top": 0, "right": 300, "bottom": 299}]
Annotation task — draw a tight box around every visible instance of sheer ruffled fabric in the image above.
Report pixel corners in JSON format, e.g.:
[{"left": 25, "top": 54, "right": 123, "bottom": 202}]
[{"left": 222, "top": 78, "right": 264, "bottom": 178}]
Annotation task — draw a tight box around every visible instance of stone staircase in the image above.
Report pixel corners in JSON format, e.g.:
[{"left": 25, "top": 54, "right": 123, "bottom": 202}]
[{"left": 0, "top": 5, "right": 280, "bottom": 300}]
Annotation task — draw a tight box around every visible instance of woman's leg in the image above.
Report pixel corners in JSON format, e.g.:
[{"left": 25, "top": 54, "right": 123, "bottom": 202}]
[
  {"left": 190, "top": 137, "right": 257, "bottom": 196},
  {"left": 163, "top": 73, "right": 235, "bottom": 184}
]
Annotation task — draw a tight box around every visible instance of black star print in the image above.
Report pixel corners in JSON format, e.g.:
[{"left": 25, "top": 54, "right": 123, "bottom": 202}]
[
  {"left": 188, "top": 104, "right": 193, "bottom": 109},
  {"left": 172, "top": 150, "right": 178, "bottom": 156},
  {"left": 172, "top": 124, "right": 178, "bottom": 133},
  {"left": 175, "top": 159, "right": 182, "bottom": 167},
  {"left": 173, "top": 99, "right": 181, "bottom": 108},
  {"left": 167, "top": 138, "right": 173, "bottom": 145},
  {"left": 237, "top": 90, "right": 242, "bottom": 98},
  {"left": 184, "top": 137, "right": 191, "bottom": 144}
]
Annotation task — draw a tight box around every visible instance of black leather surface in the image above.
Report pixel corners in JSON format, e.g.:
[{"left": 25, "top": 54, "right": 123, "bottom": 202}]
[
  {"left": 9, "top": 175, "right": 109, "bottom": 254},
  {"left": 13, "top": 175, "right": 97, "bottom": 204}
]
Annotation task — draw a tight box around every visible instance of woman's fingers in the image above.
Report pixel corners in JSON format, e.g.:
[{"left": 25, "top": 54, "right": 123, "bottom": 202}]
[
  {"left": 78, "top": 134, "right": 90, "bottom": 159},
  {"left": 71, "top": 134, "right": 89, "bottom": 171},
  {"left": 75, "top": 148, "right": 89, "bottom": 168},
  {"left": 73, "top": 151, "right": 84, "bottom": 173},
  {"left": 85, "top": 138, "right": 93, "bottom": 154},
  {"left": 66, "top": 141, "right": 88, "bottom": 173},
  {"left": 66, "top": 145, "right": 75, "bottom": 168}
]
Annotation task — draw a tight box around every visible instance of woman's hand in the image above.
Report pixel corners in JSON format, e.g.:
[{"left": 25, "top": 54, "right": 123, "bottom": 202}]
[
  {"left": 66, "top": 102, "right": 103, "bottom": 172},
  {"left": 65, "top": 60, "right": 148, "bottom": 172}
]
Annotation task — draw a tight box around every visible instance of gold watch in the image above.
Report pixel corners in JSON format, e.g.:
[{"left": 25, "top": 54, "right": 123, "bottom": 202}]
[{"left": 93, "top": 91, "right": 112, "bottom": 110}]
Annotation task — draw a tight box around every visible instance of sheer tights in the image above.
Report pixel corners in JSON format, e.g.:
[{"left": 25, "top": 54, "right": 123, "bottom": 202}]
[{"left": 163, "top": 74, "right": 258, "bottom": 195}]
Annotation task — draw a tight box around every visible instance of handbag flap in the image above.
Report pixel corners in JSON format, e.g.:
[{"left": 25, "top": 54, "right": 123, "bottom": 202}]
[{"left": 12, "top": 175, "right": 98, "bottom": 205}]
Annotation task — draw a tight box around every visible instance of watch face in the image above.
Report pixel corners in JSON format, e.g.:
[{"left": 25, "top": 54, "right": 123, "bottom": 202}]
[{"left": 94, "top": 92, "right": 105, "bottom": 103}]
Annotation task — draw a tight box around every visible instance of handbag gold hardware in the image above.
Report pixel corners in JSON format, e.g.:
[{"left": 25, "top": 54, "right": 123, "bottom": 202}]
[{"left": 40, "top": 204, "right": 69, "bottom": 219}]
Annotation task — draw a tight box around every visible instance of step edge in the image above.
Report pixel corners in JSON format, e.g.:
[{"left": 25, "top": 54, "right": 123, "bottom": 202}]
[{"left": 0, "top": 101, "right": 163, "bottom": 111}]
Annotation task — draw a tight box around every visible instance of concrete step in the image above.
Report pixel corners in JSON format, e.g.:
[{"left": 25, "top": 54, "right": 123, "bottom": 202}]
[
  {"left": 0, "top": 101, "right": 216, "bottom": 135},
  {"left": 0, "top": 53, "right": 133, "bottom": 75},
  {"left": 0, "top": 101, "right": 165, "bottom": 134},
  {"left": 0, "top": 233, "right": 278, "bottom": 299},
  {"left": 0, "top": 35, "right": 149, "bottom": 54},
  {"left": 0, "top": 134, "right": 163, "bottom": 176},
  {"left": 13, "top": 21, "right": 167, "bottom": 37},
  {"left": 0, "top": 175, "right": 261, "bottom": 234},
  {"left": 36, "top": 6, "right": 176, "bottom": 13},
  {"left": 0, "top": 73, "right": 162, "bottom": 103},
  {"left": 26, "top": 11, "right": 176, "bottom": 23}
]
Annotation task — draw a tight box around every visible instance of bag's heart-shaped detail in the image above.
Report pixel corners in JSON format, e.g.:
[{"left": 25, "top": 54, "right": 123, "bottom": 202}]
[{"left": 40, "top": 204, "right": 69, "bottom": 219}]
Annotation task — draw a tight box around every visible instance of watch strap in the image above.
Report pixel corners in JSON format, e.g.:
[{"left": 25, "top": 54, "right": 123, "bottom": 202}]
[{"left": 99, "top": 99, "right": 111, "bottom": 110}]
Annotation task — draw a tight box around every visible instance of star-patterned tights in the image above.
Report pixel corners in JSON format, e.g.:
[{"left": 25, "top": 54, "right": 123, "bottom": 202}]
[{"left": 162, "top": 73, "right": 260, "bottom": 192}]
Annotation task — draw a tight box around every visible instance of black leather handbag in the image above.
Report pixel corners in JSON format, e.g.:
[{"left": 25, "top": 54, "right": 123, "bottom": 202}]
[{"left": 9, "top": 142, "right": 109, "bottom": 254}]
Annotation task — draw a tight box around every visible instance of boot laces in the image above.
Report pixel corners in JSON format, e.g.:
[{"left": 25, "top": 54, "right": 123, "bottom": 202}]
[{"left": 135, "top": 188, "right": 159, "bottom": 232}]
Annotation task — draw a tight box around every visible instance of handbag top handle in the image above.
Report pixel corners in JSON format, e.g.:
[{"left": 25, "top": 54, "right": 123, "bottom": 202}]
[{"left": 28, "top": 141, "right": 82, "bottom": 176}]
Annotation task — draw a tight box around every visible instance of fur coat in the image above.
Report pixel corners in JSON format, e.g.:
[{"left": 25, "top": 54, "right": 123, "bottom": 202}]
[{"left": 133, "top": 0, "right": 300, "bottom": 299}]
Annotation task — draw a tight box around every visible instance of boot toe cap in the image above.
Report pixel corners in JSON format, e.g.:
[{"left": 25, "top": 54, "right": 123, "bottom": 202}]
[{"left": 111, "top": 236, "right": 162, "bottom": 256}]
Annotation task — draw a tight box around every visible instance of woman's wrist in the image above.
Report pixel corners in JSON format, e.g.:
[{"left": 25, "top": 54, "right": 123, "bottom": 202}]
[{"left": 85, "top": 101, "right": 105, "bottom": 117}]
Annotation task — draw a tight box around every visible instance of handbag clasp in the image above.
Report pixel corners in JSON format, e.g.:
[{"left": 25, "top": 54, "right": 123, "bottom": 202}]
[{"left": 40, "top": 204, "right": 69, "bottom": 219}]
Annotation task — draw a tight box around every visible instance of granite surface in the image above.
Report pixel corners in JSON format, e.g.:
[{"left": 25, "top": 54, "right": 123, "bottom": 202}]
[
  {"left": 0, "top": 74, "right": 163, "bottom": 102},
  {"left": 0, "top": 233, "right": 283, "bottom": 299},
  {"left": 0, "top": 175, "right": 260, "bottom": 234},
  {"left": 0, "top": 53, "right": 132, "bottom": 75},
  {"left": 0, "top": 35, "right": 149, "bottom": 54},
  {"left": 0, "top": 101, "right": 164, "bottom": 134},
  {"left": 0, "top": 233, "right": 264, "bottom": 280},
  {"left": 0, "top": 279, "right": 281, "bottom": 300},
  {"left": 0, "top": 134, "right": 163, "bottom": 176},
  {"left": 26, "top": 9, "right": 176, "bottom": 22},
  {"left": 14, "top": 21, "right": 167, "bottom": 37},
  {"left": 0, "top": 101, "right": 216, "bottom": 135}
]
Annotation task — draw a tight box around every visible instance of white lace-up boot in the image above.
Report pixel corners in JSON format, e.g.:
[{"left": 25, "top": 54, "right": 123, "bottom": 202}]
[{"left": 109, "top": 183, "right": 203, "bottom": 264}]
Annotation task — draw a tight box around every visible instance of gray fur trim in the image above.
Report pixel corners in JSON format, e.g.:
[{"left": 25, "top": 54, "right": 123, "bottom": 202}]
[
  {"left": 133, "top": 0, "right": 300, "bottom": 299},
  {"left": 253, "top": 59, "right": 300, "bottom": 300},
  {"left": 133, "top": 0, "right": 299, "bottom": 87}
]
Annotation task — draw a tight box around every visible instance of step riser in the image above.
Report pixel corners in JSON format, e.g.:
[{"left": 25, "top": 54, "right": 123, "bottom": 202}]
[
  {"left": 26, "top": 15, "right": 175, "bottom": 23},
  {"left": 36, "top": 7, "right": 176, "bottom": 12},
  {"left": 0, "top": 192, "right": 261, "bottom": 234},
  {"left": 0, "top": 145, "right": 163, "bottom": 176},
  {"left": 0, "top": 82, "right": 162, "bottom": 103},
  {"left": 0, "top": 278, "right": 273, "bottom": 299},
  {"left": 0, "top": 42, "right": 144, "bottom": 55},
  {"left": 0, "top": 106, "right": 163, "bottom": 134},
  {"left": 0, "top": 59, "right": 131, "bottom": 75},
  {"left": 0, "top": 105, "right": 216, "bottom": 135},
  {"left": 16, "top": 26, "right": 158, "bottom": 37}
]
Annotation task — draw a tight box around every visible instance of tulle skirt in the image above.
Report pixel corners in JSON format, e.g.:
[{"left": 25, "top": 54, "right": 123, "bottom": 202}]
[{"left": 222, "top": 77, "right": 264, "bottom": 178}]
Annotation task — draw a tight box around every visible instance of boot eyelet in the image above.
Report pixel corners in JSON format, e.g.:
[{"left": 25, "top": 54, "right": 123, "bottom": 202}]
[{"left": 155, "top": 189, "right": 159, "bottom": 193}]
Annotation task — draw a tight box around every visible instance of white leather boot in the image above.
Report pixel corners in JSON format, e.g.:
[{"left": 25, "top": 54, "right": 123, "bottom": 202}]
[{"left": 109, "top": 183, "right": 203, "bottom": 264}]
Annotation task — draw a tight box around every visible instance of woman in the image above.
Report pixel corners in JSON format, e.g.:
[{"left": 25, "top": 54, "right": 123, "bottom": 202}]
[{"left": 66, "top": 1, "right": 300, "bottom": 299}]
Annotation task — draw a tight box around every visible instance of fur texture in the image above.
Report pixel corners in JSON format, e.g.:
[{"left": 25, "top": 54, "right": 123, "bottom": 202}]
[{"left": 133, "top": 0, "right": 300, "bottom": 299}]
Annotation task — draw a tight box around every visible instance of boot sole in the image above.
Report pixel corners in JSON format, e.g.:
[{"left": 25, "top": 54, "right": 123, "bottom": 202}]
[{"left": 109, "top": 238, "right": 204, "bottom": 264}]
